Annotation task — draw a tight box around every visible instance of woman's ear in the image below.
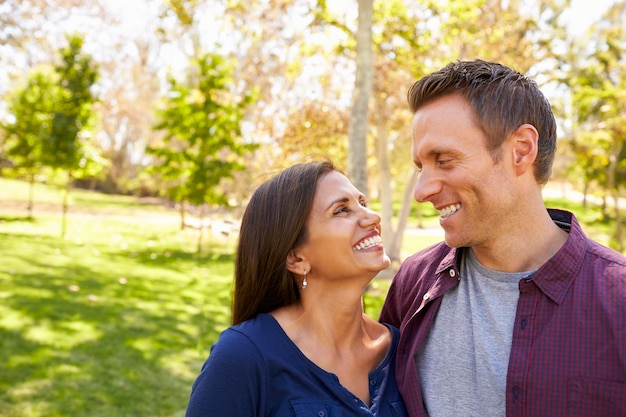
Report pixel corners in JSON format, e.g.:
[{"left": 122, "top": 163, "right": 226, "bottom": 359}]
[
  {"left": 286, "top": 249, "right": 306, "bottom": 275},
  {"left": 512, "top": 123, "right": 538, "bottom": 176}
]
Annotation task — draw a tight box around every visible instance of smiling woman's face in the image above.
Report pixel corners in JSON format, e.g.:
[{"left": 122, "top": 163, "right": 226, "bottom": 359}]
[{"left": 295, "top": 170, "right": 390, "bottom": 283}]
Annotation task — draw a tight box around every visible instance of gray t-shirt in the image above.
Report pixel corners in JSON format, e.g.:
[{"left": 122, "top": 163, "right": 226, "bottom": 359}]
[{"left": 416, "top": 249, "right": 535, "bottom": 417}]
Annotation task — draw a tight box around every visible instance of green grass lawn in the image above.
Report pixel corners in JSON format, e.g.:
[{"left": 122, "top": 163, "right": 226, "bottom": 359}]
[
  {"left": 0, "top": 179, "right": 235, "bottom": 417},
  {"left": 0, "top": 177, "right": 619, "bottom": 416}
]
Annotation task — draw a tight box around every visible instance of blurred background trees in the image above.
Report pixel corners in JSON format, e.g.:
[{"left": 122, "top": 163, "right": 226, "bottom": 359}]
[
  {"left": 1, "top": 0, "right": 625, "bottom": 252},
  {"left": 3, "top": 31, "right": 100, "bottom": 238}
]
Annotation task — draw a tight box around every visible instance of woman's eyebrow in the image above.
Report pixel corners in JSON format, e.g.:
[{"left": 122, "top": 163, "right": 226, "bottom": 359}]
[{"left": 325, "top": 197, "right": 349, "bottom": 211}]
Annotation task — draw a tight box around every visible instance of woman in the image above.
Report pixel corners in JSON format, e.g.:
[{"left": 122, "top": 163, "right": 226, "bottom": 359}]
[{"left": 186, "top": 160, "right": 407, "bottom": 416}]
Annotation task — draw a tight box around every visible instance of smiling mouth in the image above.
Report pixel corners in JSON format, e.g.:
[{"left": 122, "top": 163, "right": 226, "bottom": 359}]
[
  {"left": 439, "top": 204, "right": 461, "bottom": 218},
  {"left": 353, "top": 235, "right": 383, "bottom": 251}
]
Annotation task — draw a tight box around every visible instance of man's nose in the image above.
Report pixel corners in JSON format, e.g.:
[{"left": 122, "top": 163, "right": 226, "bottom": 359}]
[{"left": 414, "top": 168, "right": 442, "bottom": 203}]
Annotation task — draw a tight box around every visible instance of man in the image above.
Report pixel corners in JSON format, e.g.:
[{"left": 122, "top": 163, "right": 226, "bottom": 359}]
[{"left": 380, "top": 59, "right": 626, "bottom": 417}]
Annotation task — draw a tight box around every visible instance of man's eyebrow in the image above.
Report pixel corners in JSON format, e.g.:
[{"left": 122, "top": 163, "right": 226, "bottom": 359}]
[{"left": 416, "top": 147, "right": 452, "bottom": 161}]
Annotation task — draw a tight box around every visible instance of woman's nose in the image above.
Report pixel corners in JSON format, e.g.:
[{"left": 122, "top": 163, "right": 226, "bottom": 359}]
[{"left": 360, "top": 207, "right": 382, "bottom": 228}]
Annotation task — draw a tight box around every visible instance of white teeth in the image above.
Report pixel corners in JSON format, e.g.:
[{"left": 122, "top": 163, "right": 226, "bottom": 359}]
[
  {"left": 353, "top": 235, "right": 382, "bottom": 251},
  {"left": 439, "top": 204, "right": 462, "bottom": 218}
]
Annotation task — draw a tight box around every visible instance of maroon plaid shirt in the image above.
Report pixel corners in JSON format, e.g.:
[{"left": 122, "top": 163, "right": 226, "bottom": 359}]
[{"left": 380, "top": 209, "right": 626, "bottom": 417}]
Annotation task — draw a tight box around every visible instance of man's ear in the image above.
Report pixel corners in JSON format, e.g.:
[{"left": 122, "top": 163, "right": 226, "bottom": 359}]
[
  {"left": 286, "top": 249, "right": 307, "bottom": 275},
  {"left": 512, "top": 123, "right": 538, "bottom": 176}
]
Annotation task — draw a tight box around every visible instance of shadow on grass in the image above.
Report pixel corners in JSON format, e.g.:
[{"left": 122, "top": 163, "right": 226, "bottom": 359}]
[
  {"left": 0, "top": 215, "right": 35, "bottom": 223},
  {"left": 129, "top": 247, "right": 235, "bottom": 267},
  {"left": 0, "top": 232, "right": 234, "bottom": 417}
]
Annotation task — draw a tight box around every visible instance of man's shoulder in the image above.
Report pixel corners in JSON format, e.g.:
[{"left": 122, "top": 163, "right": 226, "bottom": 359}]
[
  {"left": 385, "top": 242, "right": 456, "bottom": 317},
  {"left": 586, "top": 239, "right": 626, "bottom": 268},
  {"left": 553, "top": 207, "right": 626, "bottom": 269}
]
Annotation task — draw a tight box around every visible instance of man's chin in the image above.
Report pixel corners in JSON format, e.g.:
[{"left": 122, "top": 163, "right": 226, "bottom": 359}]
[{"left": 443, "top": 234, "right": 464, "bottom": 249}]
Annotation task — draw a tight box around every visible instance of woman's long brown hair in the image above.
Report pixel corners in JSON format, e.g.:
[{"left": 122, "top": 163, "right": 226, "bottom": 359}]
[{"left": 232, "top": 160, "right": 336, "bottom": 325}]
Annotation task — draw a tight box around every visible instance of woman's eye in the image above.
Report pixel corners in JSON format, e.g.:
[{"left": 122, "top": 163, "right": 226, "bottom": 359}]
[
  {"left": 360, "top": 200, "right": 368, "bottom": 208},
  {"left": 334, "top": 206, "right": 350, "bottom": 215}
]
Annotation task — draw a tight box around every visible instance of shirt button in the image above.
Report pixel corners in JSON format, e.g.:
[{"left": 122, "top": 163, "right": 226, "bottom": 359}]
[
  {"left": 513, "top": 386, "right": 520, "bottom": 399},
  {"left": 449, "top": 269, "right": 456, "bottom": 278},
  {"left": 521, "top": 318, "right": 527, "bottom": 329},
  {"left": 318, "top": 412, "right": 325, "bottom": 417},
  {"left": 370, "top": 379, "right": 377, "bottom": 386},
  {"left": 423, "top": 293, "right": 430, "bottom": 301},
  {"left": 354, "top": 398, "right": 359, "bottom": 403}
]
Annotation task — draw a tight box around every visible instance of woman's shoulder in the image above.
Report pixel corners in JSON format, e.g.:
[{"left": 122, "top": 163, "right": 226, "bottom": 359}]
[
  {"left": 231, "top": 312, "right": 278, "bottom": 332},
  {"left": 218, "top": 313, "right": 283, "bottom": 347},
  {"left": 206, "top": 314, "right": 293, "bottom": 375}
]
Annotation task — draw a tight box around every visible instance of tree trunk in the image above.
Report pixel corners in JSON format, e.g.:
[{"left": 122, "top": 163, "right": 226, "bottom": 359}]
[
  {"left": 614, "top": 188, "right": 623, "bottom": 253},
  {"left": 373, "top": 98, "right": 420, "bottom": 266},
  {"left": 61, "top": 172, "right": 71, "bottom": 239},
  {"left": 197, "top": 205, "right": 204, "bottom": 254},
  {"left": 28, "top": 173, "right": 35, "bottom": 218},
  {"left": 388, "top": 169, "right": 418, "bottom": 266},
  {"left": 179, "top": 201, "right": 186, "bottom": 230},
  {"left": 347, "top": 0, "right": 373, "bottom": 194},
  {"left": 375, "top": 106, "right": 393, "bottom": 257},
  {"left": 607, "top": 141, "right": 623, "bottom": 252}
]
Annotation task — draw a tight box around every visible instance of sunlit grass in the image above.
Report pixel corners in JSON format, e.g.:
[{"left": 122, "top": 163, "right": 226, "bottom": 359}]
[
  {"left": 0, "top": 179, "right": 235, "bottom": 416},
  {"left": 0, "top": 234, "right": 234, "bottom": 416}
]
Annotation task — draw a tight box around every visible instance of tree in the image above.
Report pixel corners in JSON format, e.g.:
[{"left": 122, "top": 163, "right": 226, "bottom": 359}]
[
  {"left": 280, "top": 100, "right": 349, "bottom": 164},
  {"left": 0, "top": 1, "right": 106, "bottom": 101},
  {"left": 371, "top": 0, "right": 572, "bottom": 264},
  {"left": 46, "top": 33, "right": 100, "bottom": 237},
  {"left": 562, "top": 1, "right": 626, "bottom": 251},
  {"left": 368, "top": 0, "right": 432, "bottom": 265},
  {"left": 347, "top": 0, "right": 374, "bottom": 193},
  {"left": 2, "top": 69, "right": 58, "bottom": 217},
  {"left": 149, "top": 52, "right": 257, "bottom": 251},
  {"left": 95, "top": 37, "right": 163, "bottom": 194},
  {"left": 224, "top": 0, "right": 339, "bottom": 170},
  {"left": 310, "top": 0, "right": 571, "bottom": 265},
  {"left": 2, "top": 32, "right": 100, "bottom": 228}
]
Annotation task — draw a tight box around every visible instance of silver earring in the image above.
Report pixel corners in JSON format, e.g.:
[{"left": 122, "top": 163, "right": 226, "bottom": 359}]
[{"left": 302, "top": 271, "right": 307, "bottom": 289}]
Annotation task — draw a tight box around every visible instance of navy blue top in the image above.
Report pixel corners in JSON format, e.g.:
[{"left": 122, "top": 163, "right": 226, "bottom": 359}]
[{"left": 185, "top": 313, "right": 408, "bottom": 417}]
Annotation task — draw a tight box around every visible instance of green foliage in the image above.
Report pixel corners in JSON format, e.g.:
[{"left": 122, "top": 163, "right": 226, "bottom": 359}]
[
  {"left": 280, "top": 101, "right": 349, "bottom": 166},
  {"left": 2, "top": 32, "right": 103, "bottom": 184},
  {"left": 563, "top": 1, "right": 626, "bottom": 193},
  {"left": 2, "top": 70, "right": 57, "bottom": 176},
  {"left": 165, "top": 0, "right": 200, "bottom": 27},
  {"left": 149, "top": 52, "right": 258, "bottom": 208},
  {"left": 45, "top": 33, "right": 100, "bottom": 174}
]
